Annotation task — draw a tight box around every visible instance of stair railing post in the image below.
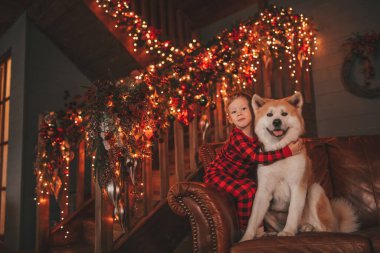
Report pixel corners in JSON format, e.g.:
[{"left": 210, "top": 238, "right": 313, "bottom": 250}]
[
  {"left": 35, "top": 115, "right": 50, "bottom": 253},
  {"left": 76, "top": 140, "right": 85, "bottom": 209},
  {"left": 174, "top": 121, "right": 185, "bottom": 182},
  {"left": 95, "top": 182, "right": 113, "bottom": 253}
]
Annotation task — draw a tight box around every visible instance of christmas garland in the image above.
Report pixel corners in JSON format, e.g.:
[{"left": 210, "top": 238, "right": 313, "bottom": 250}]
[
  {"left": 35, "top": 5, "right": 318, "bottom": 192},
  {"left": 34, "top": 4, "right": 318, "bottom": 233},
  {"left": 341, "top": 32, "right": 380, "bottom": 98}
]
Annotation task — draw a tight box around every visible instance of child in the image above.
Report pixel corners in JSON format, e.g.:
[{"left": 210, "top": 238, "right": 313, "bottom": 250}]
[{"left": 204, "top": 92, "right": 303, "bottom": 230}]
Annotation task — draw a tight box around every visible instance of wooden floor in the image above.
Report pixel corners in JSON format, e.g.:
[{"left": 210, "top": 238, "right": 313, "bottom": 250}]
[
  {"left": 0, "top": 243, "right": 17, "bottom": 253},
  {"left": 49, "top": 243, "right": 93, "bottom": 253}
]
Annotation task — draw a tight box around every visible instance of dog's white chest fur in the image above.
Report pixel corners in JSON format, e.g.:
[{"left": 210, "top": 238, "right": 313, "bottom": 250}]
[{"left": 257, "top": 153, "right": 307, "bottom": 212}]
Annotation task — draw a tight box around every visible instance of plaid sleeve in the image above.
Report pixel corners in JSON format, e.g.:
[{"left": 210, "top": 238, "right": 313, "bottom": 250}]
[{"left": 232, "top": 132, "right": 292, "bottom": 165}]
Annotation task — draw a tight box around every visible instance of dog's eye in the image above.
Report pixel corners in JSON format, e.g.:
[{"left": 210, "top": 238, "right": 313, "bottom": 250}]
[
  {"left": 281, "top": 112, "right": 288, "bottom": 116},
  {"left": 267, "top": 113, "right": 273, "bottom": 117}
]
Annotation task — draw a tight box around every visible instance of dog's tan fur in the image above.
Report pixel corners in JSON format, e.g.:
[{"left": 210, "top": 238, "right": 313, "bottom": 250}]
[{"left": 240, "top": 92, "right": 358, "bottom": 241}]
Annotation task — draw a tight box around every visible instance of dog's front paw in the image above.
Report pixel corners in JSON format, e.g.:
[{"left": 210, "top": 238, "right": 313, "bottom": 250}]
[
  {"left": 277, "top": 230, "right": 295, "bottom": 237},
  {"left": 239, "top": 232, "right": 254, "bottom": 242},
  {"left": 299, "top": 223, "right": 315, "bottom": 232}
]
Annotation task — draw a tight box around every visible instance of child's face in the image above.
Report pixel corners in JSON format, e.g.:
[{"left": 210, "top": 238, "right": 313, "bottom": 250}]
[{"left": 227, "top": 96, "right": 253, "bottom": 132}]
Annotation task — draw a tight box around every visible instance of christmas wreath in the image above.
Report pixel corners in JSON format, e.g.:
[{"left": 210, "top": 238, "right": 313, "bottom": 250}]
[{"left": 341, "top": 32, "right": 380, "bottom": 98}]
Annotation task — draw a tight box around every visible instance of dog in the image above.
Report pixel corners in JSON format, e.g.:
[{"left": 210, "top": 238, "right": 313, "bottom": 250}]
[{"left": 240, "top": 92, "right": 358, "bottom": 242}]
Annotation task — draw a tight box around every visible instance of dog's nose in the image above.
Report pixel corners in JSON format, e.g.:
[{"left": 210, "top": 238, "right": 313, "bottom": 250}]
[{"left": 273, "top": 119, "right": 282, "bottom": 128}]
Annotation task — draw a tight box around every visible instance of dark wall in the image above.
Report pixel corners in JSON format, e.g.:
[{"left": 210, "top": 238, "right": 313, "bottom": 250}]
[
  {"left": 270, "top": 0, "right": 380, "bottom": 137},
  {"left": 0, "top": 13, "right": 90, "bottom": 250}
]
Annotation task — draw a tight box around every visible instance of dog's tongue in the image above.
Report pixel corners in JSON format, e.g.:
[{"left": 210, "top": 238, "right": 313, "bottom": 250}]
[{"left": 273, "top": 130, "right": 284, "bottom": 137}]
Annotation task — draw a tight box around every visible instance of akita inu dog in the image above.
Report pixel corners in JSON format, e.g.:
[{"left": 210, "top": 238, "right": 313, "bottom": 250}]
[{"left": 240, "top": 92, "right": 358, "bottom": 241}]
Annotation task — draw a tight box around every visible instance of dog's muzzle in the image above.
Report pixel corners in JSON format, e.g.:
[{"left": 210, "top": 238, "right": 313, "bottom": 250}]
[{"left": 267, "top": 119, "right": 288, "bottom": 137}]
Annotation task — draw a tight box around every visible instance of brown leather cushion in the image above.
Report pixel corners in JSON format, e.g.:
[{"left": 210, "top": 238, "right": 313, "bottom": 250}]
[
  {"left": 355, "top": 227, "right": 380, "bottom": 253},
  {"left": 306, "top": 138, "right": 334, "bottom": 198},
  {"left": 198, "top": 142, "right": 224, "bottom": 169},
  {"left": 326, "top": 136, "right": 380, "bottom": 229},
  {"left": 231, "top": 233, "right": 372, "bottom": 253}
]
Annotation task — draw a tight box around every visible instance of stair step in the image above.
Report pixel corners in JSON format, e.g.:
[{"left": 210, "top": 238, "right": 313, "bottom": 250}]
[
  {"left": 82, "top": 218, "right": 95, "bottom": 245},
  {"left": 81, "top": 217, "right": 126, "bottom": 243},
  {"left": 113, "top": 221, "right": 125, "bottom": 241},
  {"left": 49, "top": 242, "right": 94, "bottom": 253}
]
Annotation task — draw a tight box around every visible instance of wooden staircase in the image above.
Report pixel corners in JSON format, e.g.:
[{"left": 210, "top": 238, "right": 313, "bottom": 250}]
[
  {"left": 41, "top": 141, "right": 206, "bottom": 253},
  {"left": 48, "top": 202, "right": 125, "bottom": 253},
  {"left": 32, "top": 1, "right": 271, "bottom": 252}
]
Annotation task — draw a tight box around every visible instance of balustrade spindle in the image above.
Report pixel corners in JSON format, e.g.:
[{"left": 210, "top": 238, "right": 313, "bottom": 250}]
[
  {"left": 76, "top": 140, "right": 85, "bottom": 208},
  {"left": 95, "top": 183, "right": 113, "bottom": 253},
  {"left": 174, "top": 121, "right": 185, "bottom": 181},
  {"left": 143, "top": 157, "right": 153, "bottom": 212},
  {"left": 189, "top": 111, "right": 198, "bottom": 172},
  {"left": 159, "top": 0, "right": 168, "bottom": 40},
  {"left": 159, "top": 133, "right": 169, "bottom": 199}
]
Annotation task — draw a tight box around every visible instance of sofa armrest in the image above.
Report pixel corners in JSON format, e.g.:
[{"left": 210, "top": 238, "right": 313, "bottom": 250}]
[{"left": 167, "top": 182, "right": 240, "bottom": 253}]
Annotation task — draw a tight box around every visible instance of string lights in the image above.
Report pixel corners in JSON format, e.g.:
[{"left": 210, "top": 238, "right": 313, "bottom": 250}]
[
  {"left": 34, "top": 3, "right": 317, "bottom": 237},
  {"left": 34, "top": 111, "right": 84, "bottom": 239},
  {"left": 95, "top": 0, "right": 200, "bottom": 68}
]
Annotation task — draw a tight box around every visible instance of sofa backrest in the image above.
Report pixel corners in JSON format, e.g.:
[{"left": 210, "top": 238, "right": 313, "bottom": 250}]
[
  {"left": 324, "top": 135, "right": 380, "bottom": 229},
  {"left": 305, "top": 138, "right": 334, "bottom": 198},
  {"left": 199, "top": 135, "right": 380, "bottom": 230}
]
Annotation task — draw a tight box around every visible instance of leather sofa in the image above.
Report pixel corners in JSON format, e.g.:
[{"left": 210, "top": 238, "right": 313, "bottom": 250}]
[{"left": 167, "top": 135, "right": 380, "bottom": 253}]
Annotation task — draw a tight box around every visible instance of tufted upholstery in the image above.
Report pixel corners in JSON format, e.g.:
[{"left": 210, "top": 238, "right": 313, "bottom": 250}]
[{"left": 168, "top": 135, "right": 380, "bottom": 253}]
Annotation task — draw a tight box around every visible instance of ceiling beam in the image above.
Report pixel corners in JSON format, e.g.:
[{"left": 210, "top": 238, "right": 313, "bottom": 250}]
[
  {"left": 83, "top": 0, "right": 153, "bottom": 68},
  {"left": 26, "top": 0, "right": 142, "bottom": 81}
]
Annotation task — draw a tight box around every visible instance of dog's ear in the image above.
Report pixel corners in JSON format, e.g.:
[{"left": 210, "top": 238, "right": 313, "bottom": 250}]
[
  {"left": 286, "top": 91, "right": 303, "bottom": 111},
  {"left": 251, "top": 94, "right": 267, "bottom": 112}
]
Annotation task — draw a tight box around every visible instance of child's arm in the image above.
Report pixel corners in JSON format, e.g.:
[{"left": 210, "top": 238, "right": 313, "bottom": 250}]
[{"left": 233, "top": 134, "right": 294, "bottom": 165}]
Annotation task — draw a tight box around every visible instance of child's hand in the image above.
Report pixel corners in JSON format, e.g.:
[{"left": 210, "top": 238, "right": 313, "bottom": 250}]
[{"left": 288, "top": 139, "right": 304, "bottom": 155}]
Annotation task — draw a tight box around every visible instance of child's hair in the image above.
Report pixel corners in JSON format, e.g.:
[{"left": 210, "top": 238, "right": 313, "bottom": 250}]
[{"left": 224, "top": 91, "right": 253, "bottom": 116}]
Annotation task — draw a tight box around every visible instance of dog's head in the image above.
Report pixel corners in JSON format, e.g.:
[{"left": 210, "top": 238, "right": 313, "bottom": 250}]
[{"left": 251, "top": 92, "right": 305, "bottom": 145}]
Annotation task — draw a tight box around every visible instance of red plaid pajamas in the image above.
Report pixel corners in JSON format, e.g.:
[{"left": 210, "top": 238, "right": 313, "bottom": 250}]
[{"left": 204, "top": 128, "right": 292, "bottom": 229}]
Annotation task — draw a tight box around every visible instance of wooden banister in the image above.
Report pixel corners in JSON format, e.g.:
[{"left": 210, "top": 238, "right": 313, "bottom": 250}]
[{"left": 95, "top": 183, "right": 113, "bottom": 253}]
